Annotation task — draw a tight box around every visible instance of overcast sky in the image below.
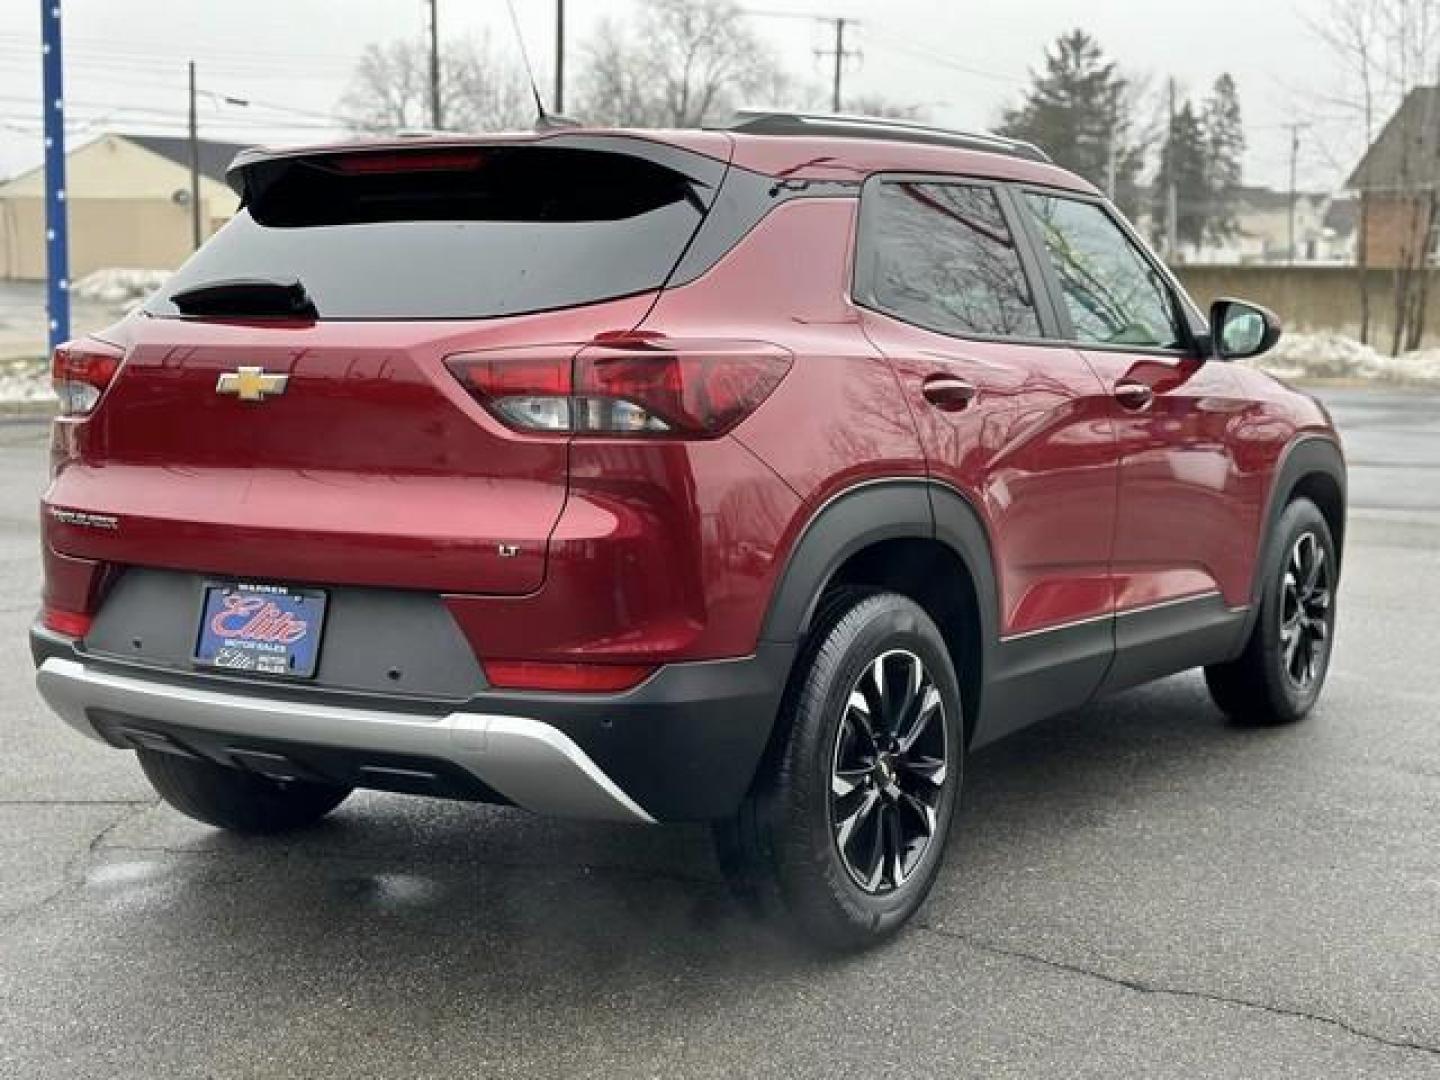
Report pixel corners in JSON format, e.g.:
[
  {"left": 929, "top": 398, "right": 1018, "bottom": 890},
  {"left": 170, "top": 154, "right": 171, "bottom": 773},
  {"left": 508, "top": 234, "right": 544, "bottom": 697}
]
[{"left": 0, "top": 0, "right": 1358, "bottom": 194}]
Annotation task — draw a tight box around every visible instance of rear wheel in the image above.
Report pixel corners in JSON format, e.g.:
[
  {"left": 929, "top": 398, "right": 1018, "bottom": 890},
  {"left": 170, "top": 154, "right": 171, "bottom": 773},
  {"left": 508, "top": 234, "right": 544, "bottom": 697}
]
[
  {"left": 714, "top": 591, "right": 963, "bottom": 951},
  {"left": 138, "top": 750, "right": 351, "bottom": 834},
  {"left": 1205, "top": 498, "right": 1337, "bottom": 726}
]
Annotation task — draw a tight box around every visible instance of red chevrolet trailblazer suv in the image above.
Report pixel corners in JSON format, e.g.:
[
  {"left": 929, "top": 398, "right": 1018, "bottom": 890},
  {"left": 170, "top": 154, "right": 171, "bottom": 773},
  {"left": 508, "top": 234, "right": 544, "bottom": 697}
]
[{"left": 33, "top": 112, "right": 1345, "bottom": 949}]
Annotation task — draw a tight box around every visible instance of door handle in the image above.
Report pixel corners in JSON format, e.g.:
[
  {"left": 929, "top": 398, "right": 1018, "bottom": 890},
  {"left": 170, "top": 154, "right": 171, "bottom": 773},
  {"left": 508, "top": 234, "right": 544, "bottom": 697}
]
[
  {"left": 1113, "top": 381, "right": 1155, "bottom": 412},
  {"left": 921, "top": 375, "right": 978, "bottom": 412}
]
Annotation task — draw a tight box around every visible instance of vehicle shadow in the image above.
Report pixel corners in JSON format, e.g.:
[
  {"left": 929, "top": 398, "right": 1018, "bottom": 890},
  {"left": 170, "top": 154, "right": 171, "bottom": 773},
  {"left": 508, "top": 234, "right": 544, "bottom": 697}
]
[
  {"left": 42, "top": 667, "right": 1394, "bottom": 1073},
  {"left": 92, "top": 669, "right": 1270, "bottom": 978}
]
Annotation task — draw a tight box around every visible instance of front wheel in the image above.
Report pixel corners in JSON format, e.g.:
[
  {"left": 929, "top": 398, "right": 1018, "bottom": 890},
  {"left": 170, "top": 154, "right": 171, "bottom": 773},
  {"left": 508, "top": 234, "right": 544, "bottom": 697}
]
[
  {"left": 714, "top": 591, "right": 963, "bottom": 951},
  {"left": 1206, "top": 497, "right": 1338, "bottom": 726}
]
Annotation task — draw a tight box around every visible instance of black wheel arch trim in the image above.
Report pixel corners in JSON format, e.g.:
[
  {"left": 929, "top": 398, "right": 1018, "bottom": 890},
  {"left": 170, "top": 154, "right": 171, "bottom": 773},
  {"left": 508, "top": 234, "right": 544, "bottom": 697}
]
[
  {"left": 758, "top": 478, "right": 1002, "bottom": 752},
  {"left": 1240, "top": 433, "right": 1346, "bottom": 641},
  {"left": 758, "top": 477, "right": 1000, "bottom": 653}
]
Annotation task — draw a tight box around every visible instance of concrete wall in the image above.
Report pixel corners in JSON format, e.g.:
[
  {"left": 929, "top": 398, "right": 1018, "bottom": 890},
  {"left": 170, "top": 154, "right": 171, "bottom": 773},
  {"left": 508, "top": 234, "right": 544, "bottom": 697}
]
[{"left": 1174, "top": 264, "right": 1440, "bottom": 349}]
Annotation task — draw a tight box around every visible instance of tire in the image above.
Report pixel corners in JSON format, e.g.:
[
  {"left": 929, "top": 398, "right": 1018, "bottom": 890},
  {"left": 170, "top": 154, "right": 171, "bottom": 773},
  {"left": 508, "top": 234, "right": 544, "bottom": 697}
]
[
  {"left": 714, "top": 590, "right": 964, "bottom": 951},
  {"left": 1205, "top": 497, "right": 1338, "bottom": 726},
  {"left": 138, "top": 749, "right": 352, "bottom": 834}
]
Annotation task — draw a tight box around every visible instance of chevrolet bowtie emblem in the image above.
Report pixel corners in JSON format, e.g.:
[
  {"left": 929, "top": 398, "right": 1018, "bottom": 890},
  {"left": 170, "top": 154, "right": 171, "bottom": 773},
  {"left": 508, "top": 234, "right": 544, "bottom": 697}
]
[{"left": 216, "top": 367, "right": 289, "bottom": 402}]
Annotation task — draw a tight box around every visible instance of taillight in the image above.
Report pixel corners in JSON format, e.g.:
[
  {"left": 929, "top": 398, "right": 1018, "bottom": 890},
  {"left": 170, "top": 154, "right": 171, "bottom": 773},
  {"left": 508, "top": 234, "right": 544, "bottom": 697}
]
[
  {"left": 482, "top": 660, "right": 656, "bottom": 693},
  {"left": 445, "top": 339, "right": 792, "bottom": 438},
  {"left": 52, "top": 339, "right": 124, "bottom": 417}
]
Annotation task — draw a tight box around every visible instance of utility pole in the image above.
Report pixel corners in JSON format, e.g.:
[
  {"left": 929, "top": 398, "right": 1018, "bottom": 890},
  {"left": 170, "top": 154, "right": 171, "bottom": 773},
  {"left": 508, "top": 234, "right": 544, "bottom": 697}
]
[
  {"left": 427, "top": 0, "right": 442, "bottom": 130},
  {"left": 746, "top": 9, "right": 860, "bottom": 114},
  {"left": 554, "top": 0, "right": 565, "bottom": 114},
  {"left": 1287, "top": 122, "right": 1306, "bottom": 265},
  {"left": 1104, "top": 93, "right": 1118, "bottom": 200},
  {"left": 1165, "top": 77, "right": 1178, "bottom": 261},
  {"left": 187, "top": 60, "right": 201, "bottom": 250},
  {"left": 813, "top": 17, "right": 860, "bottom": 113},
  {"left": 41, "top": 0, "right": 68, "bottom": 350}
]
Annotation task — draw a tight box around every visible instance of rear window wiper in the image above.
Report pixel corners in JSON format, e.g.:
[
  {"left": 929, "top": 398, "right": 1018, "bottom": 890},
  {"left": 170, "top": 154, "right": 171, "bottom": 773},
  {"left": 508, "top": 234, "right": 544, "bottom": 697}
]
[{"left": 169, "top": 277, "right": 317, "bottom": 318}]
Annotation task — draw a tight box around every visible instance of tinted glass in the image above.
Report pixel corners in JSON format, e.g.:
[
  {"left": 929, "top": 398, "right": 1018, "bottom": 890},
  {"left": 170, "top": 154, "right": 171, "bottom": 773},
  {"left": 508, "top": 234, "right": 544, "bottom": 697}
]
[
  {"left": 1023, "top": 194, "right": 1183, "bottom": 349},
  {"left": 148, "top": 147, "right": 707, "bottom": 320},
  {"left": 862, "top": 181, "right": 1040, "bottom": 338}
]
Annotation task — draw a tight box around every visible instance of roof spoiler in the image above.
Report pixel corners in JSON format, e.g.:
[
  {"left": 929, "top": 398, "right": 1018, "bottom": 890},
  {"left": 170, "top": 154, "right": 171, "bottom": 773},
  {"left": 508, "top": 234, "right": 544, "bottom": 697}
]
[{"left": 223, "top": 133, "right": 732, "bottom": 203}]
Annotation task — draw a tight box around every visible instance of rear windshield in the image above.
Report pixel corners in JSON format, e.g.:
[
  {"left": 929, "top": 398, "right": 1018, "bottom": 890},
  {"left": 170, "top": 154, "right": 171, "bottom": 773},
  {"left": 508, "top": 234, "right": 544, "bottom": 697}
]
[{"left": 147, "top": 145, "right": 711, "bottom": 320}]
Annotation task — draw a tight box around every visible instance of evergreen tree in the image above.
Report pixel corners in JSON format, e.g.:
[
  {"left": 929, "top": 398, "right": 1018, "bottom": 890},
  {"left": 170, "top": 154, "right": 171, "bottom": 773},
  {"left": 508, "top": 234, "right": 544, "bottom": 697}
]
[
  {"left": 1151, "top": 76, "right": 1247, "bottom": 254},
  {"left": 1151, "top": 99, "right": 1211, "bottom": 251},
  {"left": 1201, "top": 74, "right": 1246, "bottom": 242},
  {"left": 998, "top": 30, "right": 1146, "bottom": 217}
]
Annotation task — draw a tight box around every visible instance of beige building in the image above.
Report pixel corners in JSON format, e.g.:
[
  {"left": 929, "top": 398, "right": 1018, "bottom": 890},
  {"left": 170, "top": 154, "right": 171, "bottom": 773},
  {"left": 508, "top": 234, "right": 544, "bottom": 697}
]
[{"left": 0, "top": 132, "right": 246, "bottom": 281}]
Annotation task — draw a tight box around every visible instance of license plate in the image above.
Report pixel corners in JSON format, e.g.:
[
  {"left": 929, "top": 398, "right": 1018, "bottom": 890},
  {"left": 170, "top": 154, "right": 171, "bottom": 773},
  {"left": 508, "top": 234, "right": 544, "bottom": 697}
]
[{"left": 194, "top": 582, "right": 327, "bottom": 678}]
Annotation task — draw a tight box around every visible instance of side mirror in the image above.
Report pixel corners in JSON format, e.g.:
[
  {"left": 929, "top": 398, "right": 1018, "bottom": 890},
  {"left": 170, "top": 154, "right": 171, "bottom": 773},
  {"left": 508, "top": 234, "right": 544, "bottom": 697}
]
[{"left": 1209, "top": 298, "right": 1281, "bottom": 361}]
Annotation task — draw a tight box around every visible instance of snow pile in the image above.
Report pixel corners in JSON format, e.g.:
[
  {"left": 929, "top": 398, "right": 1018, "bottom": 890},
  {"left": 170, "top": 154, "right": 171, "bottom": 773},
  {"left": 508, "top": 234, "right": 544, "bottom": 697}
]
[
  {"left": 70, "top": 267, "right": 170, "bottom": 306},
  {"left": 0, "top": 359, "right": 55, "bottom": 404},
  {"left": 1247, "top": 331, "right": 1440, "bottom": 384}
]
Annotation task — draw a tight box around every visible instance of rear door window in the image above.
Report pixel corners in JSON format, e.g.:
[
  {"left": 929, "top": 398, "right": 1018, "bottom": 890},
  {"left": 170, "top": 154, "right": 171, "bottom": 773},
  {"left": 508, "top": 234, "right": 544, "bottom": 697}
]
[
  {"left": 856, "top": 179, "right": 1041, "bottom": 339},
  {"left": 148, "top": 144, "right": 716, "bottom": 321}
]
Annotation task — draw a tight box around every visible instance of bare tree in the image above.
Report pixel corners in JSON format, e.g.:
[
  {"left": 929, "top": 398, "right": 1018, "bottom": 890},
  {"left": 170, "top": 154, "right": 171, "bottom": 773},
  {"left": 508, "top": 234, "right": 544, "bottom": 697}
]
[
  {"left": 1315, "top": 0, "right": 1440, "bottom": 351},
  {"left": 846, "top": 95, "right": 931, "bottom": 121},
  {"left": 339, "top": 34, "right": 533, "bottom": 134},
  {"left": 1314, "top": 0, "right": 1383, "bottom": 343},
  {"left": 576, "top": 0, "right": 783, "bottom": 127}
]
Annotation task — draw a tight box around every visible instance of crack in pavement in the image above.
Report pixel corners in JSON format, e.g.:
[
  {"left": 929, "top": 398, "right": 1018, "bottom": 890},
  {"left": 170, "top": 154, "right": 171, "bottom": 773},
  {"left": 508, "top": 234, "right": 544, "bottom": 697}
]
[
  {"left": 919, "top": 923, "right": 1440, "bottom": 1060},
  {"left": 0, "top": 799, "right": 156, "bottom": 938}
]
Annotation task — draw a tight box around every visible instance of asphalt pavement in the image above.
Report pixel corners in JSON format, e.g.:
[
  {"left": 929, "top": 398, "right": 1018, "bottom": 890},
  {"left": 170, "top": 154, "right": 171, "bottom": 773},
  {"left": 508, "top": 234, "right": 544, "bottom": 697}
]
[{"left": 1, "top": 387, "right": 1438, "bottom": 1079}]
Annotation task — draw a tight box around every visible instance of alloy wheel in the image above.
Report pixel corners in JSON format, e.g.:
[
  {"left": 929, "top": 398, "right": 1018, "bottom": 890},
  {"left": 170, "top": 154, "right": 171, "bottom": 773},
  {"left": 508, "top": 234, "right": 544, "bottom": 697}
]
[
  {"left": 829, "top": 649, "right": 949, "bottom": 895},
  {"left": 1280, "top": 531, "right": 1332, "bottom": 690}
]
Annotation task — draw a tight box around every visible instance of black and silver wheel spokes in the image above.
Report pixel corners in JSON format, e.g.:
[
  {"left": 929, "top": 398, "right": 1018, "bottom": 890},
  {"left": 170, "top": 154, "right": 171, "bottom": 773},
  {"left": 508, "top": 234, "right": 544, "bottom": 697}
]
[
  {"left": 830, "top": 650, "right": 948, "bottom": 895},
  {"left": 1280, "top": 531, "right": 1332, "bottom": 690}
]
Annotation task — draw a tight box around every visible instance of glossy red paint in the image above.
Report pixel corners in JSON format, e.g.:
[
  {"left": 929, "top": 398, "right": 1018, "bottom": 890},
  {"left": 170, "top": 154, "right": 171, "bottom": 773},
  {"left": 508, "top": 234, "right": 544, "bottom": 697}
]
[
  {"left": 864, "top": 313, "right": 1122, "bottom": 637},
  {"left": 1077, "top": 351, "right": 1259, "bottom": 611},
  {"left": 38, "top": 126, "right": 1333, "bottom": 684},
  {"left": 45, "top": 294, "right": 656, "bottom": 596}
]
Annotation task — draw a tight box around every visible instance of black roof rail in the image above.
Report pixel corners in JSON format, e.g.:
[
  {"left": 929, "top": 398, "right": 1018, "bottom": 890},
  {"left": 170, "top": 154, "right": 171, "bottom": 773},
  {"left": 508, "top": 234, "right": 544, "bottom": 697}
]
[{"left": 722, "top": 109, "right": 1052, "bottom": 164}]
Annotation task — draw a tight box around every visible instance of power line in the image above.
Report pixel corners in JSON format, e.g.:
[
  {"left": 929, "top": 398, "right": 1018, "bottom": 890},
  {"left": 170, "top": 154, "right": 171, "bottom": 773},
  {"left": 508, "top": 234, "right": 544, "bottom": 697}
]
[{"left": 863, "top": 31, "right": 1024, "bottom": 86}]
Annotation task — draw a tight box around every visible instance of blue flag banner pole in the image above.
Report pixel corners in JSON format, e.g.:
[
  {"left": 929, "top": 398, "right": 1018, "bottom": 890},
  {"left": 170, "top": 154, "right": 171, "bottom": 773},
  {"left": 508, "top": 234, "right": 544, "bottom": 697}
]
[{"left": 41, "top": 0, "right": 69, "bottom": 351}]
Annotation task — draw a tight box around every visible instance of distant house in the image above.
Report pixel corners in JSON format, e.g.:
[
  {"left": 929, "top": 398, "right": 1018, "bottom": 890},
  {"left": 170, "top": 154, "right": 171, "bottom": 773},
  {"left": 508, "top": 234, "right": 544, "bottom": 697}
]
[
  {"left": 1140, "top": 186, "right": 1355, "bottom": 265},
  {"left": 1348, "top": 86, "right": 1440, "bottom": 268},
  {"left": 0, "top": 132, "right": 247, "bottom": 281}
]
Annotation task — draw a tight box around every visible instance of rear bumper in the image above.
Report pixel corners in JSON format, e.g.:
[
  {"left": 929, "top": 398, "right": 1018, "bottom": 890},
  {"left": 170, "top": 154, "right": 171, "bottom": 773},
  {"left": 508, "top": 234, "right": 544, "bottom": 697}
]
[{"left": 31, "top": 627, "right": 792, "bottom": 823}]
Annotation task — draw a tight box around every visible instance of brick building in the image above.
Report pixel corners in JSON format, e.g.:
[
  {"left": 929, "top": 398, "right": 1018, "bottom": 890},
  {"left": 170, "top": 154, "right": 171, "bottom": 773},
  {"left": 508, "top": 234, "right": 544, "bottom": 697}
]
[{"left": 1348, "top": 87, "right": 1440, "bottom": 269}]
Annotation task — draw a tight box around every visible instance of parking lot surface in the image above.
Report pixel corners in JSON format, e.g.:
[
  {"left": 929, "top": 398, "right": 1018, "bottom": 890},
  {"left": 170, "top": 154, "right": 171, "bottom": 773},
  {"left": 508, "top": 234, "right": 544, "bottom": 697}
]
[{"left": 1, "top": 387, "right": 1438, "bottom": 1078}]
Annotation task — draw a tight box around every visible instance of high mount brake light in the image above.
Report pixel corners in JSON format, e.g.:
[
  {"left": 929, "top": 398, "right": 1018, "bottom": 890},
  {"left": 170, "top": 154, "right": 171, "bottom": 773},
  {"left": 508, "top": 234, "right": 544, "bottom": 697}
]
[
  {"left": 445, "top": 340, "right": 792, "bottom": 438},
  {"left": 52, "top": 339, "right": 125, "bottom": 417},
  {"left": 330, "top": 149, "right": 486, "bottom": 174}
]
